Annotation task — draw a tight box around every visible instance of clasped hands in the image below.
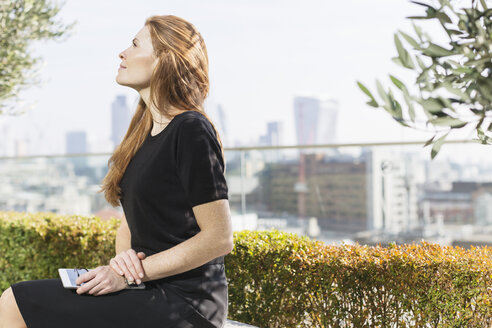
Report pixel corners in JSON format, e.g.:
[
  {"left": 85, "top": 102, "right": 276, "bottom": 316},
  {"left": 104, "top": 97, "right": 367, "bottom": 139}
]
[{"left": 75, "top": 249, "right": 146, "bottom": 296}]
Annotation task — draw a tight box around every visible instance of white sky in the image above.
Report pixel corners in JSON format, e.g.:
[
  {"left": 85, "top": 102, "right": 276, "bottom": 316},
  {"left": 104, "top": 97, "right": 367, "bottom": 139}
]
[{"left": 1, "top": 0, "right": 491, "bottom": 162}]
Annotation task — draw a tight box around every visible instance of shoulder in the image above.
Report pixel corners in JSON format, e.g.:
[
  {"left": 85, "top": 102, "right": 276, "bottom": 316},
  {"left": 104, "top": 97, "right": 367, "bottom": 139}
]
[{"left": 174, "top": 110, "right": 216, "bottom": 137}]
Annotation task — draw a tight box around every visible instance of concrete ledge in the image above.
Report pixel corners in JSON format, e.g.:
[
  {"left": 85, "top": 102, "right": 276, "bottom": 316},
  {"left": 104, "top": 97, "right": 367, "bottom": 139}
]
[{"left": 224, "top": 319, "right": 259, "bottom": 327}]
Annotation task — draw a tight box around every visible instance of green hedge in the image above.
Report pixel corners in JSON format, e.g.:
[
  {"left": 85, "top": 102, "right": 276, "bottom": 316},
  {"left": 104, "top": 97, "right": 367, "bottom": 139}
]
[
  {"left": 0, "top": 211, "right": 118, "bottom": 289},
  {"left": 1, "top": 211, "right": 491, "bottom": 327}
]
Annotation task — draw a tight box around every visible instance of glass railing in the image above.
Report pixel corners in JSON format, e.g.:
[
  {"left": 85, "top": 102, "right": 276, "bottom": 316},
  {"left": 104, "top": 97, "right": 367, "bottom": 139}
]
[{"left": 1, "top": 140, "right": 491, "bottom": 247}]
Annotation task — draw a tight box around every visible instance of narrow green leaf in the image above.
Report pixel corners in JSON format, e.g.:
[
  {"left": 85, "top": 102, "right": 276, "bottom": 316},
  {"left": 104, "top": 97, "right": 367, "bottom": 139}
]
[
  {"left": 422, "top": 43, "right": 455, "bottom": 57},
  {"left": 388, "top": 89, "right": 403, "bottom": 118},
  {"left": 382, "top": 104, "right": 395, "bottom": 116},
  {"left": 395, "top": 118, "right": 410, "bottom": 127},
  {"left": 470, "top": 108, "right": 483, "bottom": 115},
  {"left": 423, "top": 135, "right": 435, "bottom": 147},
  {"left": 431, "top": 133, "right": 449, "bottom": 159},
  {"left": 398, "top": 30, "right": 420, "bottom": 49},
  {"left": 436, "top": 12, "right": 452, "bottom": 24},
  {"left": 412, "top": 22, "right": 423, "bottom": 41},
  {"left": 446, "top": 29, "right": 463, "bottom": 35},
  {"left": 416, "top": 56, "right": 427, "bottom": 70},
  {"left": 451, "top": 67, "right": 475, "bottom": 74},
  {"left": 356, "top": 81, "right": 379, "bottom": 108},
  {"left": 428, "top": 117, "right": 467, "bottom": 128},
  {"left": 389, "top": 75, "right": 406, "bottom": 91},
  {"left": 465, "top": 57, "right": 492, "bottom": 66},
  {"left": 403, "top": 89, "right": 416, "bottom": 121},
  {"left": 394, "top": 34, "right": 415, "bottom": 69},
  {"left": 420, "top": 97, "right": 445, "bottom": 113},
  {"left": 410, "top": 1, "right": 435, "bottom": 9},
  {"left": 376, "top": 80, "right": 391, "bottom": 105},
  {"left": 478, "top": 127, "right": 484, "bottom": 137},
  {"left": 391, "top": 57, "right": 404, "bottom": 67},
  {"left": 442, "top": 82, "right": 471, "bottom": 102},
  {"left": 438, "top": 96, "right": 453, "bottom": 111},
  {"left": 447, "top": 59, "right": 460, "bottom": 67}
]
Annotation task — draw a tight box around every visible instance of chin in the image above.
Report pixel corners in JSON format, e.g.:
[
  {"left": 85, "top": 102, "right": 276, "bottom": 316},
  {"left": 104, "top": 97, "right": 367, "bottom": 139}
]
[{"left": 115, "top": 76, "right": 130, "bottom": 87}]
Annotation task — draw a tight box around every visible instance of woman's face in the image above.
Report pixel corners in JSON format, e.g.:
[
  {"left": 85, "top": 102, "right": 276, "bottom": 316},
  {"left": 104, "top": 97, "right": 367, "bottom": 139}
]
[{"left": 116, "top": 26, "right": 158, "bottom": 91}]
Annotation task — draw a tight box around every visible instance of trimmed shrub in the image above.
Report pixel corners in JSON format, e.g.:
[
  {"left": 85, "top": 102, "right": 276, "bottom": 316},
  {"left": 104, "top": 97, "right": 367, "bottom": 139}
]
[
  {"left": 1, "top": 211, "right": 491, "bottom": 327},
  {"left": 227, "top": 231, "right": 491, "bottom": 327},
  {"left": 0, "top": 211, "right": 118, "bottom": 290}
]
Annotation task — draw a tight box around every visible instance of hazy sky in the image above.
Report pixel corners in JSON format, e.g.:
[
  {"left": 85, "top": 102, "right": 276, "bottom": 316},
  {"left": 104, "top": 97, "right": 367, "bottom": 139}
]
[{"left": 1, "top": 0, "right": 490, "bottom": 162}]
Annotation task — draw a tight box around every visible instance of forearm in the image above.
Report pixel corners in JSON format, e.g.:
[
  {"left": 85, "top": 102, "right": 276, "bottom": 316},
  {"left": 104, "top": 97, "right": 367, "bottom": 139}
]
[
  {"left": 115, "top": 227, "right": 131, "bottom": 255},
  {"left": 140, "top": 231, "right": 232, "bottom": 282}
]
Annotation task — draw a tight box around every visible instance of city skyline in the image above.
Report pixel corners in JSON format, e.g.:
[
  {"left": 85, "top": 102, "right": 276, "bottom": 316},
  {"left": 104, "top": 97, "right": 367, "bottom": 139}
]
[{"left": 0, "top": 0, "right": 491, "bottom": 164}]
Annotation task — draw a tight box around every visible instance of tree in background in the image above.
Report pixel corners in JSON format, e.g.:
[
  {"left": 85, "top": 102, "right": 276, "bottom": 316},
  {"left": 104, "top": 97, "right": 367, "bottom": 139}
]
[
  {"left": 0, "top": 0, "right": 76, "bottom": 115},
  {"left": 357, "top": 0, "right": 492, "bottom": 158}
]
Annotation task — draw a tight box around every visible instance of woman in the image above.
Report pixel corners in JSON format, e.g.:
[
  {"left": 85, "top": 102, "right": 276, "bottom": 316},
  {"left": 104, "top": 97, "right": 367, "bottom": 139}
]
[{"left": 0, "top": 15, "right": 232, "bottom": 328}]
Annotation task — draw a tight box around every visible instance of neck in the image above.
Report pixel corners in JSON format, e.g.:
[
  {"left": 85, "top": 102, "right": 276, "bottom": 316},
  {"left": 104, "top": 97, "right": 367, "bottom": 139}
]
[
  {"left": 139, "top": 87, "right": 186, "bottom": 125},
  {"left": 139, "top": 87, "right": 171, "bottom": 125}
]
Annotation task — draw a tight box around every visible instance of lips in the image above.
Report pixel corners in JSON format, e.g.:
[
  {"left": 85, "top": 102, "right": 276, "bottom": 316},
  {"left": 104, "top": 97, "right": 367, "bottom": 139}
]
[{"left": 120, "top": 64, "right": 126, "bottom": 69}]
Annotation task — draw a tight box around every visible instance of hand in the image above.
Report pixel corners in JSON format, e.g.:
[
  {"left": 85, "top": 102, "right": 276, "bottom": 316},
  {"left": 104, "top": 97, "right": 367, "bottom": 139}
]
[
  {"left": 109, "top": 249, "right": 147, "bottom": 285},
  {"left": 75, "top": 265, "right": 127, "bottom": 296}
]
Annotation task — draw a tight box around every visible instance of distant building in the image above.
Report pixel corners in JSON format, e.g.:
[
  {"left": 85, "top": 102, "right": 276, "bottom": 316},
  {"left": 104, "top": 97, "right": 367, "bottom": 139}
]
[
  {"left": 255, "top": 152, "right": 367, "bottom": 232},
  {"left": 364, "top": 148, "right": 419, "bottom": 234},
  {"left": 111, "top": 95, "right": 132, "bottom": 149},
  {"left": 258, "top": 121, "right": 284, "bottom": 162},
  {"left": 293, "top": 95, "right": 338, "bottom": 146},
  {"left": 0, "top": 159, "right": 92, "bottom": 216},
  {"left": 421, "top": 182, "right": 492, "bottom": 225},
  {"left": 266, "top": 121, "right": 283, "bottom": 146},
  {"left": 204, "top": 99, "right": 229, "bottom": 147},
  {"left": 474, "top": 192, "right": 492, "bottom": 225}
]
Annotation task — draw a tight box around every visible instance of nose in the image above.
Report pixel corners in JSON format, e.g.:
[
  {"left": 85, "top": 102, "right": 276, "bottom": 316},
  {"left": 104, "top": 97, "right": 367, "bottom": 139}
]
[{"left": 119, "top": 51, "right": 125, "bottom": 60}]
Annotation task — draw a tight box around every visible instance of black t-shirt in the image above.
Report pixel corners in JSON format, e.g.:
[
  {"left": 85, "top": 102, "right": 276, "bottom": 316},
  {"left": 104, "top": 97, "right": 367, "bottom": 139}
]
[{"left": 119, "top": 110, "right": 229, "bottom": 320}]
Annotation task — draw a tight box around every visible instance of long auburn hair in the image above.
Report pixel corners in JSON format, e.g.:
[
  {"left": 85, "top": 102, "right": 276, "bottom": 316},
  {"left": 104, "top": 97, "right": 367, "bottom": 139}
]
[{"left": 100, "top": 15, "right": 225, "bottom": 207}]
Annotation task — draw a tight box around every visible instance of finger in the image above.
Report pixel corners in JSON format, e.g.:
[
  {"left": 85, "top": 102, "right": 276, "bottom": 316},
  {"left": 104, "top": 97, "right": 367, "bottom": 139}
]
[
  {"left": 127, "top": 250, "right": 145, "bottom": 280},
  {"left": 87, "top": 280, "right": 106, "bottom": 295},
  {"left": 114, "top": 256, "right": 134, "bottom": 282},
  {"left": 137, "top": 252, "right": 146, "bottom": 260},
  {"left": 94, "top": 287, "right": 111, "bottom": 296},
  {"left": 121, "top": 250, "right": 139, "bottom": 282},
  {"left": 77, "top": 275, "right": 101, "bottom": 295},
  {"left": 109, "top": 258, "right": 124, "bottom": 276},
  {"left": 75, "top": 269, "right": 97, "bottom": 286}
]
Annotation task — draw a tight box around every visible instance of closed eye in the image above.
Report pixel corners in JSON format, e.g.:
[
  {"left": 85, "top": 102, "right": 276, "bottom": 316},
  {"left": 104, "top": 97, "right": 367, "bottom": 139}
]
[{"left": 132, "top": 41, "right": 137, "bottom": 47}]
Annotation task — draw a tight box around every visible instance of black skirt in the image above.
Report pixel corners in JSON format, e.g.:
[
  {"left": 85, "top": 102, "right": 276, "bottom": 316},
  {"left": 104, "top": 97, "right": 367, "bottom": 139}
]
[{"left": 11, "top": 276, "right": 223, "bottom": 328}]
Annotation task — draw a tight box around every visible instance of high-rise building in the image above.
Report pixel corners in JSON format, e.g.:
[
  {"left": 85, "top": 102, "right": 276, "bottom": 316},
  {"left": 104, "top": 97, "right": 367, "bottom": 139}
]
[
  {"left": 266, "top": 121, "right": 283, "bottom": 146},
  {"left": 258, "top": 121, "right": 284, "bottom": 146},
  {"left": 293, "top": 95, "right": 338, "bottom": 145},
  {"left": 111, "top": 95, "right": 132, "bottom": 149},
  {"left": 364, "top": 148, "right": 419, "bottom": 234},
  {"left": 258, "top": 121, "right": 284, "bottom": 162},
  {"left": 204, "top": 100, "right": 229, "bottom": 147},
  {"left": 293, "top": 95, "right": 339, "bottom": 220}
]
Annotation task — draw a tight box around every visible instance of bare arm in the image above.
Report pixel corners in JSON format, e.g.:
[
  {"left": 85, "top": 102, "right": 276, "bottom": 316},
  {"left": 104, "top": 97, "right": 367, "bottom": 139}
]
[
  {"left": 110, "top": 213, "right": 148, "bottom": 283},
  {"left": 140, "top": 199, "right": 233, "bottom": 282},
  {"left": 115, "top": 213, "right": 132, "bottom": 254}
]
